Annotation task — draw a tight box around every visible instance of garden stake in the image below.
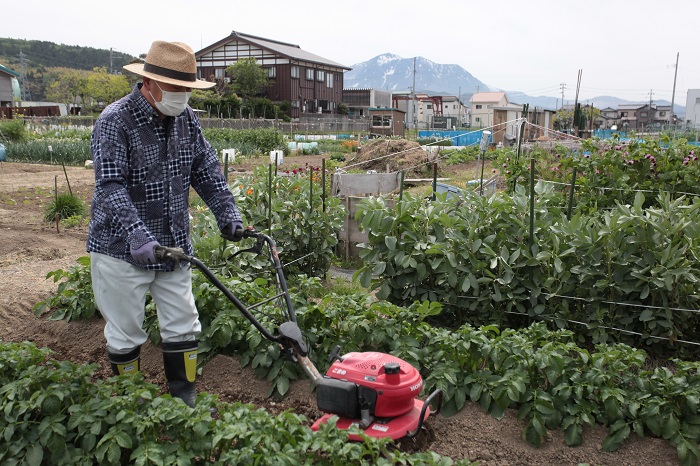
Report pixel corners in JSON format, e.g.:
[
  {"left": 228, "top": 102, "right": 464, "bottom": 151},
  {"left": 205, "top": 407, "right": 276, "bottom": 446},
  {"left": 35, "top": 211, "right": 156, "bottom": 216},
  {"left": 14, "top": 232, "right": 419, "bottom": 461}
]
[
  {"left": 513, "top": 106, "right": 528, "bottom": 193},
  {"left": 567, "top": 167, "right": 577, "bottom": 220},
  {"left": 321, "top": 158, "right": 326, "bottom": 213},
  {"left": 432, "top": 162, "right": 438, "bottom": 201},
  {"left": 61, "top": 160, "right": 73, "bottom": 196},
  {"left": 275, "top": 153, "right": 278, "bottom": 176},
  {"left": 268, "top": 163, "right": 272, "bottom": 232},
  {"left": 528, "top": 157, "right": 536, "bottom": 284},
  {"left": 308, "top": 165, "right": 313, "bottom": 276},
  {"left": 399, "top": 170, "right": 405, "bottom": 201},
  {"left": 223, "top": 151, "right": 229, "bottom": 181},
  {"left": 478, "top": 131, "right": 491, "bottom": 195}
]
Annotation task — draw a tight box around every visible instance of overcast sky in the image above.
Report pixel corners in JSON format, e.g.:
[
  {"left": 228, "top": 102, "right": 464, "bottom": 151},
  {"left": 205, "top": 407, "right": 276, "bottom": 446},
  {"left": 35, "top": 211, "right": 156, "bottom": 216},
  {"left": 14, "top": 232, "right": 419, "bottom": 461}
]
[{"left": 4, "top": 0, "right": 698, "bottom": 105}]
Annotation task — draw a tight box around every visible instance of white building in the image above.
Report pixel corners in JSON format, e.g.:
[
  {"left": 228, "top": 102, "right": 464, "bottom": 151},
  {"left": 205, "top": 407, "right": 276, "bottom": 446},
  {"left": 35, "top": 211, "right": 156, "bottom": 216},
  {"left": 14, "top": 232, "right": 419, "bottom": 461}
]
[
  {"left": 469, "top": 92, "right": 509, "bottom": 128},
  {"left": 685, "top": 89, "right": 700, "bottom": 127}
]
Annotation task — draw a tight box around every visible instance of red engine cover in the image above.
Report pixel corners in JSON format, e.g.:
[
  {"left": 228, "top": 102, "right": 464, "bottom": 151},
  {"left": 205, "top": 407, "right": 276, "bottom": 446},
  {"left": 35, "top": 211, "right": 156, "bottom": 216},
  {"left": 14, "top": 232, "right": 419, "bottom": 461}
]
[{"left": 326, "top": 352, "right": 423, "bottom": 418}]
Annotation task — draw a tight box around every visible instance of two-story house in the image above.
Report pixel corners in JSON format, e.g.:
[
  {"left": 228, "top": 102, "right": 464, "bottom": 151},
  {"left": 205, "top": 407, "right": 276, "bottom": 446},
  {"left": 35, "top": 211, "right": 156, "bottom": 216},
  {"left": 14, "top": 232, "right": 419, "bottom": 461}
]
[
  {"left": 195, "top": 31, "right": 351, "bottom": 119},
  {"left": 469, "top": 92, "right": 508, "bottom": 128}
]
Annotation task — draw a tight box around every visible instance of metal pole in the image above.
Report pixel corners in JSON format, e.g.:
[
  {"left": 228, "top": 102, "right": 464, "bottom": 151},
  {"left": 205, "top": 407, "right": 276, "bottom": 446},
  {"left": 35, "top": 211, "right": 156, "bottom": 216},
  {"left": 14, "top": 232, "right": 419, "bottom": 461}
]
[
  {"left": 432, "top": 162, "right": 438, "bottom": 201},
  {"left": 268, "top": 163, "right": 272, "bottom": 232},
  {"left": 529, "top": 157, "right": 536, "bottom": 248},
  {"left": 223, "top": 151, "right": 229, "bottom": 182},
  {"left": 308, "top": 166, "right": 313, "bottom": 276},
  {"left": 322, "top": 158, "right": 326, "bottom": 212},
  {"left": 399, "top": 170, "right": 405, "bottom": 201},
  {"left": 478, "top": 130, "right": 491, "bottom": 195}
]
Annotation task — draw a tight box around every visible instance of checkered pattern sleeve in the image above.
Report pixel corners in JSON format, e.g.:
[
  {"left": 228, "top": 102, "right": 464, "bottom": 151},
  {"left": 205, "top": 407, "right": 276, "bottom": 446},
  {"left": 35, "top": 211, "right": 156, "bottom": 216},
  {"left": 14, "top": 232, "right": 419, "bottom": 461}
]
[
  {"left": 90, "top": 109, "right": 156, "bottom": 252},
  {"left": 188, "top": 110, "right": 242, "bottom": 229}
]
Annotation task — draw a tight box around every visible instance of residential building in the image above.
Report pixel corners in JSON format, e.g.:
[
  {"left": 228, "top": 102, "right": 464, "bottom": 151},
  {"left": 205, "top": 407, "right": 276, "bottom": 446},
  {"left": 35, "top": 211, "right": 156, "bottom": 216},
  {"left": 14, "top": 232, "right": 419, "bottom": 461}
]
[
  {"left": 685, "top": 89, "right": 700, "bottom": 127},
  {"left": 390, "top": 93, "right": 468, "bottom": 129},
  {"left": 617, "top": 103, "right": 644, "bottom": 131},
  {"left": 0, "top": 63, "right": 19, "bottom": 113},
  {"left": 438, "top": 95, "right": 468, "bottom": 128},
  {"left": 342, "top": 89, "right": 391, "bottom": 118},
  {"left": 469, "top": 92, "right": 508, "bottom": 128},
  {"left": 597, "top": 107, "right": 619, "bottom": 129},
  {"left": 195, "top": 31, "right": 351, "bottom": 119}
]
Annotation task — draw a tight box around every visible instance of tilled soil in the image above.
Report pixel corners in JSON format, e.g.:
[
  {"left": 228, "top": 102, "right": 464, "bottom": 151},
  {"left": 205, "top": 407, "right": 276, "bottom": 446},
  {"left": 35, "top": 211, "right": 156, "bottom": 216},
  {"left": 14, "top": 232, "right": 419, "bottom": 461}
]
[{"left": 0, "top": 160, "right": 680, "bottom": 465}]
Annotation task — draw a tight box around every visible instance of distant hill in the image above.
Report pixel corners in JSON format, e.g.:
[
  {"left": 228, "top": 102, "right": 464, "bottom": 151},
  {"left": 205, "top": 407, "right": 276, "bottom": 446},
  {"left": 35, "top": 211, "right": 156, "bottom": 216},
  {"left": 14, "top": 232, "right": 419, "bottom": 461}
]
[
  {"left": 344, "top": 54, "right": 686, "bottom": 118},
  {"left": 0, "top": 38, "right": 137, "bottom": 101}
]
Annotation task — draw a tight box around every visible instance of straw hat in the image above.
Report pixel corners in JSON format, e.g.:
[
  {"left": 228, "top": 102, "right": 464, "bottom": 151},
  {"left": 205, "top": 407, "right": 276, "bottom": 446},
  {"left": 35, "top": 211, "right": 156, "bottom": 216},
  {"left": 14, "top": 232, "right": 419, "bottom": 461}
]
[{"left": 123, "top": 40, "right": 215, "bottom": 89}]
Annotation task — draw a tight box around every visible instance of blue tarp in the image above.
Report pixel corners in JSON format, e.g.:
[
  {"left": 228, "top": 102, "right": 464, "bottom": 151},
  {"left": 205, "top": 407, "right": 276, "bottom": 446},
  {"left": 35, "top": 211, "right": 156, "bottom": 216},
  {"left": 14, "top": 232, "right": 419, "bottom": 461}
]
[{"left": 418, "top": 129, "right": 491, "bottom": 147}]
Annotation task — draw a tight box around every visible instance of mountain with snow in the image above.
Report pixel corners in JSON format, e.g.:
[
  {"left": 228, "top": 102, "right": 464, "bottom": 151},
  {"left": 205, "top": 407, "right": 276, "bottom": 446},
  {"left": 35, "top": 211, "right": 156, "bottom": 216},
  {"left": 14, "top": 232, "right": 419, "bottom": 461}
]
[{"left": 344, "top": 53, "right": 490, "bottom": 98}]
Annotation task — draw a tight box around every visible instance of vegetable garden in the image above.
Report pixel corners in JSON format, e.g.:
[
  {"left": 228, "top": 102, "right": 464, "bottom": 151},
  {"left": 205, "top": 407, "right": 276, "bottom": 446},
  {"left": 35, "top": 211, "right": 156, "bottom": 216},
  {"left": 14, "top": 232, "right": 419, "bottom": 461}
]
[{"left": 1, "top": 124, "right": 699, "bottom": 465}]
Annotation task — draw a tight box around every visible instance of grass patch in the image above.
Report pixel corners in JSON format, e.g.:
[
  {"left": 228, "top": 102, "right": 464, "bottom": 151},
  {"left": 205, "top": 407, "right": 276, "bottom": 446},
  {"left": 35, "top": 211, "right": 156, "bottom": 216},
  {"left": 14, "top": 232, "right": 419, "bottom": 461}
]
[{"left": 44, "top": 193, "right": 87, "bottom": 222}]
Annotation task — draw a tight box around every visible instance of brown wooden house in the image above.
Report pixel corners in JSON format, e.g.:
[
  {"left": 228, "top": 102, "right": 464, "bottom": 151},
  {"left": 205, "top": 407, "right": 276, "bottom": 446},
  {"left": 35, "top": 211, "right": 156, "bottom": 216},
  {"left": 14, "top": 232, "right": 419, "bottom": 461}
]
[{"left": 195, "top": 31, "right": 351, "bottom": 119}]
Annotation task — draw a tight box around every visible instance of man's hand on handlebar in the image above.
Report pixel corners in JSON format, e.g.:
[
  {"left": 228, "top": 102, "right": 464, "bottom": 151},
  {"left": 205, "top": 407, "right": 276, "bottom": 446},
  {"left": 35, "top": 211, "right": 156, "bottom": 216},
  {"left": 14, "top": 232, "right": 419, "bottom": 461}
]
[{"left": 221, "top": 222, "right": 244, "bottom": 242}]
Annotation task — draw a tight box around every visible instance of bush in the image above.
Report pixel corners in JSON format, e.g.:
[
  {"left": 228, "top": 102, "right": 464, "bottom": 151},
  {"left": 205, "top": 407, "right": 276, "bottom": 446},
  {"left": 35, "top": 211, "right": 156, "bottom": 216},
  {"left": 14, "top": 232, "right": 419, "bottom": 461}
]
[
  {"left": 44, "top": 192, "right": 87, "bottom": 222},
  {"left": 0, "top": 119, "right": 28, "bottom": 142}
]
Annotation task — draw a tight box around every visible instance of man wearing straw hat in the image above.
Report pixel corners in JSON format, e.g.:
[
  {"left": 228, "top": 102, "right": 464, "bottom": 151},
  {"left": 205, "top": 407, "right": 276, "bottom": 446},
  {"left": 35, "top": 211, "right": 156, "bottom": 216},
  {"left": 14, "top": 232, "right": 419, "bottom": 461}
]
[{"left": 88, "top": 40, "right": 244, "bottom": 407}]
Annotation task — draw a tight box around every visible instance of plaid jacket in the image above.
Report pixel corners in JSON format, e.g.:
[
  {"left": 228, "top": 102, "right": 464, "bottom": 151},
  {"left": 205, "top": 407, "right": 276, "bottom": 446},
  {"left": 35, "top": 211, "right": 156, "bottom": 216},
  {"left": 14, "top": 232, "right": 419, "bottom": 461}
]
[{"left": 87, "top": 84, "right": 241, "bottom": 270}]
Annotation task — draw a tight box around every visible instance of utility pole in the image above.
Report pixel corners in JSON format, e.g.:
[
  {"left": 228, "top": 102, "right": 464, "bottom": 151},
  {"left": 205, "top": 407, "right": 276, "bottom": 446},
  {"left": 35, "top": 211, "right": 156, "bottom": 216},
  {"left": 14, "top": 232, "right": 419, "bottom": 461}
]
[
  {"left": 411, "top": 57, "right": 417, "bottom": 130},
  {"left": 669, "top": 52, "right": 679, "bottom": 126},
  {"left": 559, "top": 82, "right": 566, "bottom": 110}
]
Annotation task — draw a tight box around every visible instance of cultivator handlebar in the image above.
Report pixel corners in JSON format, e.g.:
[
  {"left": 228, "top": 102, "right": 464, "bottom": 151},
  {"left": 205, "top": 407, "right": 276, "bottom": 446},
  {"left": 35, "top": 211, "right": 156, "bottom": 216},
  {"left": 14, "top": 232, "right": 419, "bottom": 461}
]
[{"left": 154, "top": 230, "right": 323, "bottom": 384}]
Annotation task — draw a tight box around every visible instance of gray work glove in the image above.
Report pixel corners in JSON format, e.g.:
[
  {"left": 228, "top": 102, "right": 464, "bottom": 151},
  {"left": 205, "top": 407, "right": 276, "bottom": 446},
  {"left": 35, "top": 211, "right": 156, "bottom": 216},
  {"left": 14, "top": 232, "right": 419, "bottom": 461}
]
[
  {"left": 220, "top": 222, "right": 244, "bottom": 242},
  {"left": 130, "top": 240, "right": 160, "bottom": 265}
]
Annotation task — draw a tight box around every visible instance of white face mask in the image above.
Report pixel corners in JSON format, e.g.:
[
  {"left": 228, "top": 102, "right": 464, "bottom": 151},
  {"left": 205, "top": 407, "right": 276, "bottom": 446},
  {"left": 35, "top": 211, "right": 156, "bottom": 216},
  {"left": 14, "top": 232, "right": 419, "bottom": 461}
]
[{"left": 150, "top": 80, "right": 191, "bottom": 117}]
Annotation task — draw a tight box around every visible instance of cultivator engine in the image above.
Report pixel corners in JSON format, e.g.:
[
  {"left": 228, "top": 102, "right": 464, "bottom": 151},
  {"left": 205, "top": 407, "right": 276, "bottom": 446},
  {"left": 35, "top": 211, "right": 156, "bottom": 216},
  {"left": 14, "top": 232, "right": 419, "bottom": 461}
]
[{"left": 155, "top": 230, "right": 441, "bottom": 446}]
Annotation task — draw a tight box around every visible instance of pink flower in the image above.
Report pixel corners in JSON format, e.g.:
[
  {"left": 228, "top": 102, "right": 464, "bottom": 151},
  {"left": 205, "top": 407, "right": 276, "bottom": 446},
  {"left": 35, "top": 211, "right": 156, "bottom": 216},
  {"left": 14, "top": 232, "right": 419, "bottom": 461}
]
[
  {"left": 595, "top": 169, "right": 600, "bottom": 174},
  {"left": 683, "top": 158, "right": 689, "bottom": 165},
  {"left": 506, "top": 170, "right": 511, "bottom": 175},
  {"left": 584, "top": 153, "right": 590, "bottom": 158},
  {"left": 628, "top": 160, "right": 634, "bottom": 165},
  {"left": 614, "top": 145, "right": 622, "bottom": 150},
  {"left": 502, "top": 163, "right": 507, "bottom": 167}
]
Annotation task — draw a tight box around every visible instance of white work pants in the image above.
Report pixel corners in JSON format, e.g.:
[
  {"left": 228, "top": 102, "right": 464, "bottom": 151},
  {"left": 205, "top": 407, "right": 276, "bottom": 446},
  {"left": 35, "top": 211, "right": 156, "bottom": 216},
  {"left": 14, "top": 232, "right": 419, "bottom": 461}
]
[{"left": 91, "top": 252, "right": 201, "bottom": 354}]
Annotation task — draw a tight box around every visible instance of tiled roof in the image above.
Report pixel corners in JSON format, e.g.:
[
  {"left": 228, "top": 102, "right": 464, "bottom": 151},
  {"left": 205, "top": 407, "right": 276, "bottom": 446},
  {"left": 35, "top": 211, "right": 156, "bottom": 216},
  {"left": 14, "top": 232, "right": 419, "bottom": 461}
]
[{"left": 201, "top": 31, "right": 350, "bottom": 70}]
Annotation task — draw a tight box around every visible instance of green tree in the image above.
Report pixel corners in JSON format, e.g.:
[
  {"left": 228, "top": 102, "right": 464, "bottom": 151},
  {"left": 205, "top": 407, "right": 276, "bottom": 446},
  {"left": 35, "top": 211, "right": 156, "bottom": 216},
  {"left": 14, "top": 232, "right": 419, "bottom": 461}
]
[
  {"left": 190, "top": 88, "right": 241, "bottom": 118},
  {"left": 44, "top": 68, "right": 88, "bottom": 113},
  {"left": 85, "top": 67, "right": 131, "bottom": 110},
  {"left": 227, "top": 58, "right": 269, "bottom": 118}
]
